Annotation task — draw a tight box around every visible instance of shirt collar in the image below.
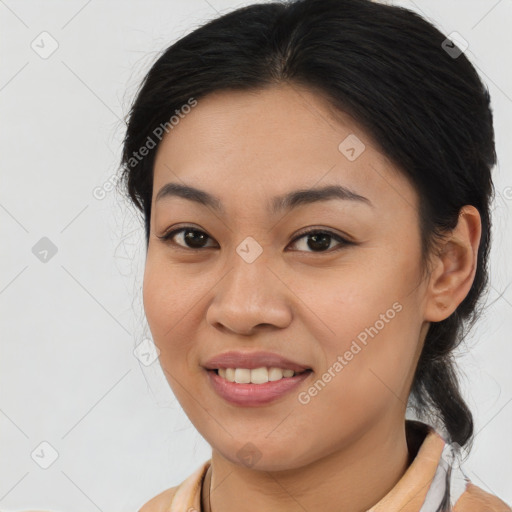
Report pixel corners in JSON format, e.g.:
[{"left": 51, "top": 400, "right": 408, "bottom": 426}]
[{"left": 169, "top": 420, "right": 449, "bottom": 512}]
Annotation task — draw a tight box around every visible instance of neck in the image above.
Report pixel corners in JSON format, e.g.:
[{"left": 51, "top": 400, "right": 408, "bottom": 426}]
[{"left": 202, "top": 417, "right": 412, "bottom": 512}]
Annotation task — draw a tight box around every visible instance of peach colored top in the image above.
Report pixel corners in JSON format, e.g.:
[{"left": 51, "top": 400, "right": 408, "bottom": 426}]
[{"left": 139, "top": 421, "right": 511, "bottom": 512}]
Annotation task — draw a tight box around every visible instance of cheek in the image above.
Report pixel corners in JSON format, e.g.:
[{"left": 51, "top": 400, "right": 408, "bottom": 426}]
[
  {"left": 297, "top": 249, "right": 424, "bottom": 401},
  {"left": 292, "top": 302, "right": 421, "bottom": 445},
  {"left": 142, "top": 258, "right": 210, "bottom": 408},
  {"left": 143, "top": 249, "right": 202, "bottom": 325},
  {"left": 295, "top": 249, "right": 421, "bottom": 344},
  {"left": 142, "top": 252, "right": 203, "bottom": 364}
]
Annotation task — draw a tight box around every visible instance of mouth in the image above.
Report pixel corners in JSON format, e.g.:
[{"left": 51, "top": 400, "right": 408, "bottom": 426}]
[
  {"left": 208, "top": 367, "right": 312, "bottom": 384},
  {"left": 205, "top": 367, "right": 313, "bottom": 407},
  {"left": 203, "top": 350, "right": 312, "bottom": 374},
  {"left": 202, "top": 350, "right": 313, "bottom": 406}
]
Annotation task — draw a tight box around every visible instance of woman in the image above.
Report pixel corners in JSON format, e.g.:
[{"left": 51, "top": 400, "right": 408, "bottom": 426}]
[{"left": 119, "top": 0, "right": 511, "bottom": 509}]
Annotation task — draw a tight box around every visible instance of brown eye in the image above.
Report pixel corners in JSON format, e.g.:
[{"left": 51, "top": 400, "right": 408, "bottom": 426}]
[
  {"left": 158, "top": 227, "right": 216, "bottom": 250},
  {"left": 158, "top": 226, "right": 352, "bottom": 253},
  {"left": 288, "top": 229, "right": 351, "bottom": 253}
]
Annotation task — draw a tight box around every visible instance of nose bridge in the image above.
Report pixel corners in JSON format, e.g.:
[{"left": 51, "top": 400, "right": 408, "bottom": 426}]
[{"left": 224, "top": 236, "right": 272, "bottom": 303}]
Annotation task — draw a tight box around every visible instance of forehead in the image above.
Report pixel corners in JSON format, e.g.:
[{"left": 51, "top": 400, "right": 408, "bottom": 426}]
[{"left": 152, "top": 84, "right": 418, "bottom": 215}]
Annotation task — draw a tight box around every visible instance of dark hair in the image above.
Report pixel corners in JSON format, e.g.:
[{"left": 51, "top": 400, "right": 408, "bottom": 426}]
[{"left": 119, "top": 0, "right": 496, "bottom": 448}]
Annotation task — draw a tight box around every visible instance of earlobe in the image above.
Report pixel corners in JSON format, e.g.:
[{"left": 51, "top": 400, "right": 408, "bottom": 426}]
[{"left": 424, "top": 205, "right": 482, "bottom": 322}]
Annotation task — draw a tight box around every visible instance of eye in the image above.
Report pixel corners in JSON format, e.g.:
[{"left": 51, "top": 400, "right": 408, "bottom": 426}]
[
  {"left": 288, "top": 228, "right": 352, "bottom": 253},
  {"left": 157, "top": 226, "right": 352, "bottom": 253},
  {"left": 157, "top": 226, "right": 217, "bottom": 250}
]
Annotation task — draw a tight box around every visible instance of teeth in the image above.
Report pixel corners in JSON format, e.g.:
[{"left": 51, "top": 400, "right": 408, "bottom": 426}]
[
  {"left": 235, "top": 368, "right": 251, "bottom": 384},
  {"left": 217, "top": 367, "right": 298, "bottom": 384}
]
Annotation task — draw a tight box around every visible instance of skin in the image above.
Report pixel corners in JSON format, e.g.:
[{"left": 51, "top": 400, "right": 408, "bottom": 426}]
[{"left": 142, "top": 84, "right": 481, "bottom": 512}]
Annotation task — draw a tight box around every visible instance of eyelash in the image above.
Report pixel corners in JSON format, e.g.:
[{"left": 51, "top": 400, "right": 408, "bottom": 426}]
[{"left": 157, "top": 226, "right": 353, "bottom": 253}]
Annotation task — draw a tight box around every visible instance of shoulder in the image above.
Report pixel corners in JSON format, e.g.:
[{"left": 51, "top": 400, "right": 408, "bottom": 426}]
[
  {"left": 138, "top": 460, "right": 211, "bottom": 512},
  {"left": 138, "top": 485, "right": 179, "bottom": 512},
  {"left": 454, "top": 482, "right": 512, "bottom": 511}
]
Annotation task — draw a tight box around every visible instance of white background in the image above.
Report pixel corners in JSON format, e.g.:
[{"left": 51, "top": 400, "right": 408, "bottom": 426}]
[{"left": 1, "top": 0, "right": 511, "bottom": 510}]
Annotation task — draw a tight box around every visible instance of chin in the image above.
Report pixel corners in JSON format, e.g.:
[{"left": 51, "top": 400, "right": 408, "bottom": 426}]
[{"left": 216, "top": 440, "right": 318, "bottom": 473}]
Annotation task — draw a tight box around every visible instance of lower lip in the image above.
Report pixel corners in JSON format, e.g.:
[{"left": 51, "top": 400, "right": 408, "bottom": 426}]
[{"left": 206, "top": 369, "right": 312, "bottom": 407}]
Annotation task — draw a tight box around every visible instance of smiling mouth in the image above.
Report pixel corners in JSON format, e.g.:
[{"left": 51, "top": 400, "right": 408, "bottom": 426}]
[{"left": 209, "top": 367, "right": 312, "bottom": 384}]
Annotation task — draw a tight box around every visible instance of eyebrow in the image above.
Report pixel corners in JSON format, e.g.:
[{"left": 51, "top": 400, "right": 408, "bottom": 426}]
[{"left": 155, "top": 182, "right": 373, "bottom": 215}]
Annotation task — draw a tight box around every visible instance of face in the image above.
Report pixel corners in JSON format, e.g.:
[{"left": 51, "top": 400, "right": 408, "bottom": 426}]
[{"left": 143, "top": 84, "right": 431, "bottom": 471}]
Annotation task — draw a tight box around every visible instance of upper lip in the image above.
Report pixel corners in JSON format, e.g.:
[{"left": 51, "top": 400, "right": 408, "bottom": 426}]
[{"left": 203, "top": 351, "right": 311, "bottom": 372}]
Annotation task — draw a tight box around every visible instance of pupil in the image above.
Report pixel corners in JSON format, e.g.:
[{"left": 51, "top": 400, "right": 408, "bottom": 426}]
[
  {"left": 185, "top": 229, "right": 208, "bottom": 248},
  {"left": 308, "top": 233, "right": 330, "bottom": 251}
]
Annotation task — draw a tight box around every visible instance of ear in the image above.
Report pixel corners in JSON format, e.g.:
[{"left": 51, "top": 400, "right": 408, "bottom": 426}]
[{"left": 423, "top": 205, "right": 482, "bottom": 322}]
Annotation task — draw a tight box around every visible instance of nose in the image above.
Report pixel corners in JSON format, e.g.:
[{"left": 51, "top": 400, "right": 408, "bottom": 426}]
[{"left": 206, "top": 252, "right": 293, "bottom": 336}]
